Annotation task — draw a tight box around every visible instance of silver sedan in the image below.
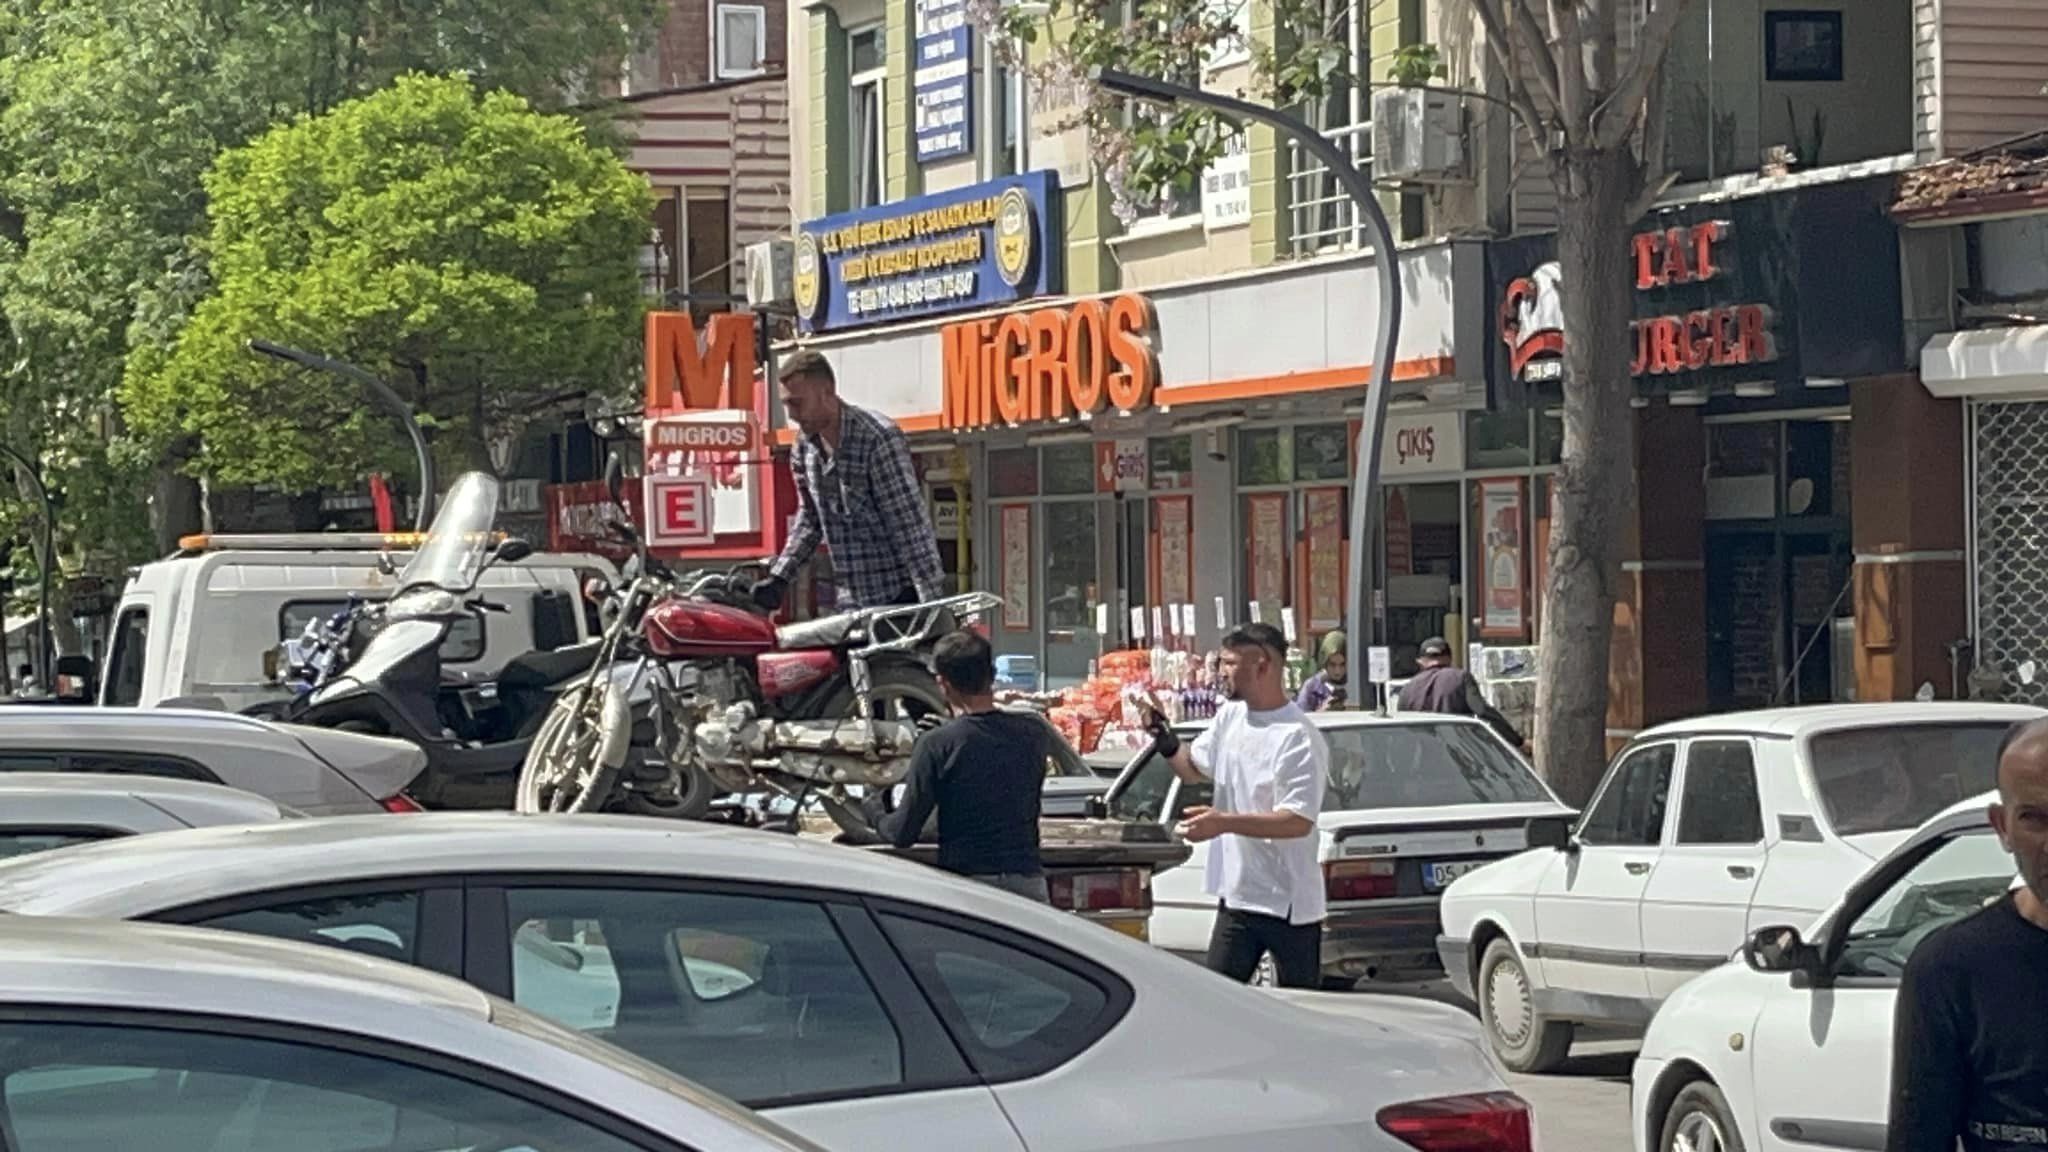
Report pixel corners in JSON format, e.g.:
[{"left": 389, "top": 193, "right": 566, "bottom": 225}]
[
  {"left": 0, "top": 915, "right": 831, "bottom": 1152},
  {"left": 0, "top": 772, "right": 297, "bottom": 859}
]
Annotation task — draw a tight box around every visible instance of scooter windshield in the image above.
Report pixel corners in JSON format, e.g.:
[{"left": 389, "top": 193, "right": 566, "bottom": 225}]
[{"left": 398, "top": 472, "right": 501, "bottom": 594}]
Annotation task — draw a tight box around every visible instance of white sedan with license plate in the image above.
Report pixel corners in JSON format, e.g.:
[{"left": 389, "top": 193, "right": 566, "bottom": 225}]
[
  {"left": 0, "top": 812, "right": 1536, "bottom": 1152},
  {"left": 1099, "top": 711, "right": 1576, "bottom": 988},
  {"left": 0, "top": 915, "right": 830, "bottom": 1152},
  {"left": 1436, "top": 702, "right": 2042, "bottom": 1073},
  {"left": 1631, "top": 793, "right": 2017, "bottom": 1152}
]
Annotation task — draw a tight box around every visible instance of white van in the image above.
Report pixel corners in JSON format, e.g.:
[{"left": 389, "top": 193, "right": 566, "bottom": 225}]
[{"left": 99, "top": 532, "right": 619, "bottom": 714}]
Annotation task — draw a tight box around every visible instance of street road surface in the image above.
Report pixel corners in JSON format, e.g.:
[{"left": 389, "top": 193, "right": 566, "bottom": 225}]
[{"left": 1509, "top": 1040, "right": 1636, "bottom": 1152}]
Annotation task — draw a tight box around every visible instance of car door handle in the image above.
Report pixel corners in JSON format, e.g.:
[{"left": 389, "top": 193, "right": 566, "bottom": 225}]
[
  {"left": 1728, "top": 864, "right": 1756, "bottom": 879},
  {"left": 1624, "top": 861, "right": 1652, "bottom": 875}
]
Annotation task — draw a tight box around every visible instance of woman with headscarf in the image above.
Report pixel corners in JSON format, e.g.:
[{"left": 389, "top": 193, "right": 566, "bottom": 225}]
[{"left": 1295, "top": 630, "right": 1348, "bottom": 712}]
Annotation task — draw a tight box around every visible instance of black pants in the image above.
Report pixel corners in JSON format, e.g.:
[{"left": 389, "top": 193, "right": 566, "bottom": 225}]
[{"left": 1205, "top": 902, "right": 1323, "bottom": 988}]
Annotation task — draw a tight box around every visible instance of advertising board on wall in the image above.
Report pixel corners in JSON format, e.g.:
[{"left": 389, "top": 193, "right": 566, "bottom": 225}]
[
  {"left": 912, "top": 0, "right": 973, "bottom": 162},
  {"left": 792, "top": 171, "right": 1063, "bottom": 335}
]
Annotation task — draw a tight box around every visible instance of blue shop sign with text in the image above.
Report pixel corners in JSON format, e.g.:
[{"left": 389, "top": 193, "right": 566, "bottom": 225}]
[
  {"left": 792, "top": 171, "right": 1063, "bottom": 335},
  {"left": 913, "top": 0, "right": 973, "bottom": 162}
]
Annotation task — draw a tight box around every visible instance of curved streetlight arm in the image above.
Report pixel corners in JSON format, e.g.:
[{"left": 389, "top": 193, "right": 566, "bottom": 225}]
[
  {"left": 247, "top": 340, "right": 437, "bottom": 530},
  {"left": 1092, "top": 69, "right": 1403, "bottom": 691},
  {"left": 0, "top": 444, "right": 54, "bottom": 695}
]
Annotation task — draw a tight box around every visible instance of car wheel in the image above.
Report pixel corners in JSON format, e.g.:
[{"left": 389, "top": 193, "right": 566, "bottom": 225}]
[
  {"left": 1478, "top": 937, "right": 1574, "bottom": 1073},
  {"left": 1251, "top": 952, "right": 1277, "bottom": 988},
  {"left": 1660, "top": 1081, "right": 1745, "bottom": 1152}
]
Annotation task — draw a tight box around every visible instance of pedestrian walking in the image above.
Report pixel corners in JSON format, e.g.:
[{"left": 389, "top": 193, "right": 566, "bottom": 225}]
[
  {"left": 873, "top": 629, "right": 1049, "bottom": 902},
  {"left": 1295, "top": 631, "right": 1349, "bottom": 712},
  {"left": 750, "top": 349, "right": 946, "bottom": 614},
  {"left": 1396, "top": 636, "right": 1525, "bottom": 750},
  {"left": 1885, "top": 716, "right": 2048, "bottom": 1152},
  {"left": 1139, "top": 622, "right": 1329, "bottom": 988}
]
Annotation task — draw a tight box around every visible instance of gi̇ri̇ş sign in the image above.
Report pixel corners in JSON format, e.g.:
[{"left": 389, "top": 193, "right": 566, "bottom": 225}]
[
  {"left": 913, "top": 0, "right": 973, "bottom": 162},
  {"left": 792, "top": 171, "right": 1063, "bottom": 335}
]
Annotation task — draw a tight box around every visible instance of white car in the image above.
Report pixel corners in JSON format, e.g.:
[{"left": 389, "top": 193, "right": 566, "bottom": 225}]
[
  {"left": 1100, "top": 711, "right": 1576, "bottom": 988},
  {"left": 1631, "top": 792, "right": 2016, "bottom": 1152},
  {"left": 1435, "top": 702, "right": 2042, "bottom": 1071},
  {"left": 0, "top": 915, "right": 834, "bottom": 1152},
  {"left": 0, "top": 772, "right": 298, "bottom": 859},
  {"left": 0, "top": 811, "right": 1533, "bottom": 1152}
]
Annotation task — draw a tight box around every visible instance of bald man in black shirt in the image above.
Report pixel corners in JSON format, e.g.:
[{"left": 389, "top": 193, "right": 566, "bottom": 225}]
[{"left": 1886, "top": 717, "right": 2048, "bottom": 1152}]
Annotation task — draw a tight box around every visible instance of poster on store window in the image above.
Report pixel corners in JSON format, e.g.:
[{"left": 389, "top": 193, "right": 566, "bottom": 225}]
[
  {"left": 1156, "top": 496, "right": 1193, "bottom": 608},
  {"left": 1000, "top": 504, "right": 1031, "bottom": 631},
  {"left": 1247, "top": 493, "right": 1288, "bottom": 615},
  {"left": 1477, "top": 478, "right": 1526, "bottom": 638},
  {"left": 1384, "top": 488, "right": 1412, "bottom": 578},
  {"left": 1304, "top": 488, "right": 1345, "bottom": 631}
]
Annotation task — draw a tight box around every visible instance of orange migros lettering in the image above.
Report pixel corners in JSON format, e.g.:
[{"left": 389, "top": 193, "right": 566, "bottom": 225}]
[
  {"left": 644, "top": 311, "right": 757, "bottom": 412},
  {"left": 940, "top": 294, "right": 1159, "bottom": 431}
]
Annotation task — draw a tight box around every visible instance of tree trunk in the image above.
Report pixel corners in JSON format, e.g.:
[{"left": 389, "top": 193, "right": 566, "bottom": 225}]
[{"left": 1533, "top": 145, "right": 1642, "bottom": 806}]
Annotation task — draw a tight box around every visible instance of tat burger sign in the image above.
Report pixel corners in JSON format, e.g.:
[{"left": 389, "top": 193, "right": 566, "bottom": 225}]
[{"left": 1500, "top": 219, "right": 1780, "bottom": 386}]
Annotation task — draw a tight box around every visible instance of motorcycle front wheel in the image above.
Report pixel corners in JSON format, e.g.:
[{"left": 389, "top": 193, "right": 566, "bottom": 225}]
[{"left": 516, "top": 683, "right": 630, "bottom": 814}]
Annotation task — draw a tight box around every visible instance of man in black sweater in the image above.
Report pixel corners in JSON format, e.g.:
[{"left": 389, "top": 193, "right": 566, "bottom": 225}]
[
  {"left": 875, "top": 629, "right": 1049, "bottom": 901},
  {"left": 1886, "top": 716, "right": 2048, "bottom": 1152}
]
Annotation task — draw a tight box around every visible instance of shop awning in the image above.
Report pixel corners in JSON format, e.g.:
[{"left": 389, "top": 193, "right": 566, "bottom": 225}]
[{"left": 1921, "top": 325, "right": 2048, "bottom": 400}]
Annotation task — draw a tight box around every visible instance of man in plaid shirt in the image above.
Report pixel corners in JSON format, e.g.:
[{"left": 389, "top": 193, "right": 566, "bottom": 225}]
[{"left": 751, "top": 349, "right": 947, "bottom": 612}]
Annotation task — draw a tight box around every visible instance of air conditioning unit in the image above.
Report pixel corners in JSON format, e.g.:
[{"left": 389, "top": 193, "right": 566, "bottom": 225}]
[
  {"left": 745, "top": 239, "right": 794, "bottom": 309},
  {"left": 1370, "top": 87, "right": 1468, "bottom": 185}
]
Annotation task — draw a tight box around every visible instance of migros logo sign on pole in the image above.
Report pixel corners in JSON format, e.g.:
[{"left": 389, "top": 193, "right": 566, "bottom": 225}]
[{"left": 940, "top": 294, "right": 1160, "bottom": 430}]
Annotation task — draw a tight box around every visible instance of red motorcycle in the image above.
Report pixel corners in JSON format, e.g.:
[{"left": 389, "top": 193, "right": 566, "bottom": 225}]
[{"left": 516, "top": 460, "right": 998, "bottom": 829}]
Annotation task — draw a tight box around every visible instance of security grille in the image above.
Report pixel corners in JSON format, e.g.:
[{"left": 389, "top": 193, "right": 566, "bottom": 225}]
[{"left": 1971, "top": 400, "right": 2048, "bottom": 703}]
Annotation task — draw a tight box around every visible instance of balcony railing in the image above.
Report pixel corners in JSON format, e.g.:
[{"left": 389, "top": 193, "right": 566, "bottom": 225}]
[{"left": 1287, "top": 119, "right": 1372, "bottom": 258}]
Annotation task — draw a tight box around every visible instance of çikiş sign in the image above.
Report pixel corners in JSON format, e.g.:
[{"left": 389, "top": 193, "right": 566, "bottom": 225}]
[
  {"left": 792, "top": 171, "right": 1062, "bottom": 334},
  {"left": 1500, "top": 219, "right": 1779, "bottom": 384}
]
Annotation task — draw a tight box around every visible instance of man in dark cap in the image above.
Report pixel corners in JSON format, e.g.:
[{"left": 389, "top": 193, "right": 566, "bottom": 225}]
[{"left": 1395, "top": 637, "right": 1524, "bottom": 749}]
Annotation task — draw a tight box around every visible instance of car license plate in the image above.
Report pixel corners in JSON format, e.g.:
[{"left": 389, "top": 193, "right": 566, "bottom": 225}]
[{"left": 1425, "top": 860, "right": 1485, "bottom": 891}]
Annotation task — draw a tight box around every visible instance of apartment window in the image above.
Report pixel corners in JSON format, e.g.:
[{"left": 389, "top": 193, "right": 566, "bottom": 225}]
[
  {"left": 714, "top": 3, "right": 768, "bottom": 78},
  {"left": 982, "top": 41, "right": 1026, "bottom": 179},
  {"left": 849, "top": 24, "right": 887, "bottom": 208}
]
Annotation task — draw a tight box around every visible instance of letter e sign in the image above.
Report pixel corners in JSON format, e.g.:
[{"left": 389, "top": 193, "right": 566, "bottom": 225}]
[{"left": 647, "top": 476, "right": 715, "bottom": 547}]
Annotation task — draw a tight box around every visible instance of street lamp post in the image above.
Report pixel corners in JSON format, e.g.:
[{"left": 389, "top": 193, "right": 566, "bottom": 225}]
[
  {"left": 1090, "top": 69, "right": 1403, "bottom": 700},
  {"left": 247, "top": 341, "right": 439, "bottom": 531},
  {"left": 0, "top": 445, "right": 54, "bottom": 696}
]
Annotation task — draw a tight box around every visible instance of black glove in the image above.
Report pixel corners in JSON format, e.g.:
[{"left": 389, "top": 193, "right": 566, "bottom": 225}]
[
  {"left": 749, "top": 574, "right": 787, "bottom": 612},
  {"left": 1141, "top": 703, "right": 1181, "bottom": 758}
]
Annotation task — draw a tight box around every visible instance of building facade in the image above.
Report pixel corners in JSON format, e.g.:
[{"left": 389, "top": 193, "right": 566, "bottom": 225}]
[{"left": 761, "top": 0, "right": 2048, "bottom": 710}]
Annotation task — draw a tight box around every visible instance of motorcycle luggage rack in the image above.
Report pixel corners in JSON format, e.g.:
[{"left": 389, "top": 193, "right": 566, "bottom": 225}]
[{"left": 853, "top": 591, "right": 1003, "bottom": 658}]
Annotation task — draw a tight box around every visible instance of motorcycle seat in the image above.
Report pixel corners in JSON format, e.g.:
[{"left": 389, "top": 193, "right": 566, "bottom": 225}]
[
  {"left": 776, "top": 612, "right": 863, "bottom": 651},
  {"left": 498, "top": 640, "right": 604, "bottom": 691}
]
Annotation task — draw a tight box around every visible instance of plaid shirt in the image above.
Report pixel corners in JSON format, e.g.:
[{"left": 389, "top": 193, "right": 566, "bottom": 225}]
[{"left": 770, "top": 402, "right": 946, "bottom": 609}]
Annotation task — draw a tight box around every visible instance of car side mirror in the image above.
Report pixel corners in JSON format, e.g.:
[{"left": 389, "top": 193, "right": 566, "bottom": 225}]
[
  {"left": 1526, "top": 814, "right": 1574, "bottom": 852},
  {"left": 1743, "top": 924, "right": 1821, "bottom": 977},
  {"left": 1083, "top": 796, "right": 1109, "bottom": 819},
  {"left": 495, "top": 537, "right": 535, "bottom": 565}
]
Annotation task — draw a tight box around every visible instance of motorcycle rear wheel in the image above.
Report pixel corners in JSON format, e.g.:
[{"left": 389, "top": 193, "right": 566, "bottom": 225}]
[{"left": 516, "top": 683, "right": 629, "bottom": 814}]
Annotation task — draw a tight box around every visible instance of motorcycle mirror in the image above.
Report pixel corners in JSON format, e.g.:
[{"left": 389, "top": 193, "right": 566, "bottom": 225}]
[{"left": 496, "top": 537, "right": 535, "bottom": 565}]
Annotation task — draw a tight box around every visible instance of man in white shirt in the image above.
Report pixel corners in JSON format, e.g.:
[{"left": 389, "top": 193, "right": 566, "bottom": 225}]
[{"left": 1140, "top": 622, "right": 1330, "bottom": 988}]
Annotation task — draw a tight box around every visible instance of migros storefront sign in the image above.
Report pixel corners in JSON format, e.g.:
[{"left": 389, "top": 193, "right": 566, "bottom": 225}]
[{"left": 939, "top": 294, "right": 1161, "bottom": 430}]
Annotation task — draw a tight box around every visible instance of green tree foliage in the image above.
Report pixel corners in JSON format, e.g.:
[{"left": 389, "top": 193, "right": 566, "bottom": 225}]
[
  {"left": 0, "top": 0, "right": 663, "bottom": 569},
  {"left": 122, "top": 73, "right": 653, "bottom": 489}
]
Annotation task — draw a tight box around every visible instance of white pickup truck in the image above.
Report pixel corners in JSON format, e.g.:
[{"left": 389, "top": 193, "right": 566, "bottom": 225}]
[{"left": 95, "top": 531, "right": 617, "bottom": 715}]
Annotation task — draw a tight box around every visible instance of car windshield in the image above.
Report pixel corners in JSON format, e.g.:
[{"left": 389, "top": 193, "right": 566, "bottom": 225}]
[
  {"left": 1806, "top": 722, "right": 2009, "bottom": 837},
  {"left": 1105, "top": 719, "right": 1551, "bottom": 820},
  {"left": 1837, "top": 826, "right": 2017, "bottom": 979},
  {"left": 398, "top": 472, "right": 500, "bottom": 594}
]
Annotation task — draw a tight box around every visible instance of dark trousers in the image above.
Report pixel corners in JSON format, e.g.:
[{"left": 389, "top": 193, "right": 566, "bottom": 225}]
[{"left": 1205, "top": 902, "right": 1323, "bottom": 988}]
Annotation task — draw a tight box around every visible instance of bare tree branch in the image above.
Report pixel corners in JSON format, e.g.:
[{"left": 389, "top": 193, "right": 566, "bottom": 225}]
[
  {"left": 1624, "top": 59, "right": 1675, "bottom": 219},
  {"left": 1467, "top": 0, "right": 1555, "bottom": 152},
  {"left": 1584, "top": 0, "right": 1617, "bottom": 96},
  {"left": 1505, "top": 0, "right": 1567, "bottom": 122},
  {"left": 1545, "top": 0, "right": 1588, "bottom": 130},
  {"left": 1594, "top": 0, "right": 1692, "bottom": 150}
]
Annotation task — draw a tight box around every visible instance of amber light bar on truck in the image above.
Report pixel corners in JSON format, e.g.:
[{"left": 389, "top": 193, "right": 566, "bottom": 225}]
[{"left": 176, "top": 531, "right": 508, "bottom": 554}]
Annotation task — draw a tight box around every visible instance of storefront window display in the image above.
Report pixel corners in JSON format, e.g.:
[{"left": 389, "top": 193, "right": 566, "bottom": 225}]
[
  {"left": 1237, "top": 421, "right": 1354, "bottom": 653},
  {"left": 990, "top": 443, "right": 1102, "bottom": 691}
]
